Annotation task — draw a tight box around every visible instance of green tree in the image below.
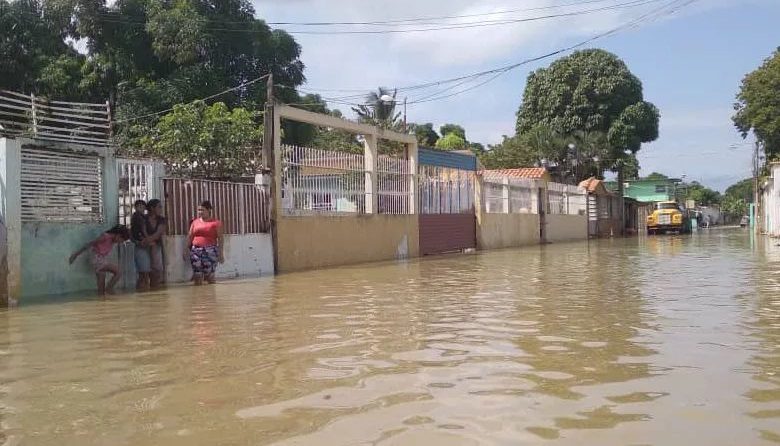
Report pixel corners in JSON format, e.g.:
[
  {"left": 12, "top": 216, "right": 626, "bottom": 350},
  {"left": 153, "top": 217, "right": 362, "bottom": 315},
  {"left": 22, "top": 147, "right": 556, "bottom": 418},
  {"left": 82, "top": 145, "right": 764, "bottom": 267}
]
[
  {"left": 479, "top": 135, "right": 538, "bottom": 169},
  {"left": 142, "top": 100, "right": 262, "bottom": 178},
  {"left": 440, "top": 124, "right": 466, "bottom": 140},
  {"left": 685, "top": 181, "right": 721, "bottom": 206},
  {"left": 733, "top": 48, "right": 780, "bottom": 158},
  {"left": 724, "top": 178, "right": 753, "bottom": 203},
  {"left": 516, "top": 49, "right": 659, "bottom": 182},
  {"left": 435, "top": 132, "right": 467, "bottom": 151},
  {"left": 645, "top": 172, "right": 669, "bottom": 180},
  {"left": 411, "top": 122, "right": 439, "bottom": 146}
]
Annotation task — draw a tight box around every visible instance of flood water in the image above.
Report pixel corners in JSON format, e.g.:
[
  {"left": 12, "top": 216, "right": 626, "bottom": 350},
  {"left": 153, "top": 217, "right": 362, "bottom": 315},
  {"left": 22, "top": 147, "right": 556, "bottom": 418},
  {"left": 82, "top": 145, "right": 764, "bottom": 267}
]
[{"left": 1, "top": 229, "right": 779, "bottom": 445}]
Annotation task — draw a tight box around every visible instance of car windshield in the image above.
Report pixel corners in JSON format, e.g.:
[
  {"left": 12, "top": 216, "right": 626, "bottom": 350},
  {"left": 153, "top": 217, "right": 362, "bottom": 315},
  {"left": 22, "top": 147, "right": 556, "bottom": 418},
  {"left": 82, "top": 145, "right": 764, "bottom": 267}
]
[{"left": 657, "top": 203, "right": 679, "bottom": 210}]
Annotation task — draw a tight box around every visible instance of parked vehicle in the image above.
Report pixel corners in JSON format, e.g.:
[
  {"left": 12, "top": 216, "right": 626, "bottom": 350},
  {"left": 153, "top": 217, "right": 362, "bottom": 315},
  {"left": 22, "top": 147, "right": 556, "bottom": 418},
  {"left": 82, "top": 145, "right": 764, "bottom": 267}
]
[
  {"left": 740, "top": 216, "right": 749, "bottom": 227},
  {"left": 647, "top": 201, "right": 688, "bottom": 235}
]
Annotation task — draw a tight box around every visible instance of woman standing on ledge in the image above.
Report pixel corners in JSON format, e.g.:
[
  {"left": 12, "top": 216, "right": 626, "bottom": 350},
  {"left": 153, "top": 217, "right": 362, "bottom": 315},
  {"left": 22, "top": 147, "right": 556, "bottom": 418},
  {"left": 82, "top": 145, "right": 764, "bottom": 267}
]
[{"left": 185, "top": 200, "right": 224, "bottom": 285}]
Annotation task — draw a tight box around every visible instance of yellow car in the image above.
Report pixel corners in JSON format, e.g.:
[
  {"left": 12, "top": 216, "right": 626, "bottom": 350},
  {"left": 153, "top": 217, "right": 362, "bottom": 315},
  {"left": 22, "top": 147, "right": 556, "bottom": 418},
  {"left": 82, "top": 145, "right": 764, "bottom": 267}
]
[{"left": 647, "top": 201, "right": 685, "bottom": 235}]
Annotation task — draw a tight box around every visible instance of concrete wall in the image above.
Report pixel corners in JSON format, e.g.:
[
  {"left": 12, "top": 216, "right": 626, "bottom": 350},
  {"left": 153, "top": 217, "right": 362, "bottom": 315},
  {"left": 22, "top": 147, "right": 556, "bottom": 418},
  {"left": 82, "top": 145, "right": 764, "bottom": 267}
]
[
  {"left": 18, "top": 140, "right": 118, "bottom": 299},
  {"left": 477, "top": 212, "right": 540, "bottom": 250},
  {"left": 163, "top": 233, "right": 274, "bottom": 283},
  {"left": 546, "top": 214, "right": 588, "bottom": 242},
  {"left": 276, "top": 215, "right": 419, "bottom": 272},
  {"left": 0, "top": 138, "right": 21, "bottom": 305}
]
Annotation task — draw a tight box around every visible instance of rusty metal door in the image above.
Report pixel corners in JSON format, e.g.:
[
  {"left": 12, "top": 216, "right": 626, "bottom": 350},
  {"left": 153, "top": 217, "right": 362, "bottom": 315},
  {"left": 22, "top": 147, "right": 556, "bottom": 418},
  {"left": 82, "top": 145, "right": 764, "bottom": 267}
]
[{"left": 417, "top": 149, "right": 477, "bottom": 255}]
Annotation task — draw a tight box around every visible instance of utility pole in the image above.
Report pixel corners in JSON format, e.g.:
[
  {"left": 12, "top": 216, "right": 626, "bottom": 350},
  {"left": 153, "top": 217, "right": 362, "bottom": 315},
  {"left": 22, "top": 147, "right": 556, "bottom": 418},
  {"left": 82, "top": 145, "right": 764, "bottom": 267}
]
[
  {"left": 753, "top": 140, "right": 760, "bottom": 235},
  {"left": 403, "top": 97, "right": 407, "bottom": 132},
  {"left": 262, "top": 73, "right": 279, "bottom": 274}
]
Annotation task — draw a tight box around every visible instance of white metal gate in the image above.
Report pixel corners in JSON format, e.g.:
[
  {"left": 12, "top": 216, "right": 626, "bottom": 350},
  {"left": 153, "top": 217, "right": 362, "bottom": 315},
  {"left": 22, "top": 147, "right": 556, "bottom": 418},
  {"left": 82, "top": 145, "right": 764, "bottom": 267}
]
[{"left": 117, "top": 159, "right": 163, "bottom": 225}]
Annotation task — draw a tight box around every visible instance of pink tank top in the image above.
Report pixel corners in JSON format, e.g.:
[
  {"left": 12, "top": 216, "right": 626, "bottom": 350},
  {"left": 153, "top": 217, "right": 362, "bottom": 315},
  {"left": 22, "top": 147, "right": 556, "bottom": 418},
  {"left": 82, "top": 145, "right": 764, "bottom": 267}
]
[
  {"left": 92, "top": 233, "right": 115, "bottom": 256},
  {"left": 191, "top": 218, "right": 221, "bottom": 247}
]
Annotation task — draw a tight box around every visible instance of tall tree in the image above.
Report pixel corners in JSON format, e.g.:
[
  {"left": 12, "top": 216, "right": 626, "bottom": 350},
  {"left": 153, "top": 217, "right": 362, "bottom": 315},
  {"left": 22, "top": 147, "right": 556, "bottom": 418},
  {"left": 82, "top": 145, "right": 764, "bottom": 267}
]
[
  {"left": 352, "top": 87, "right": 401, "bottom": 129},
  {"left": 516, "top": 49, "right": 659, "bottom": 182},
  {"left": 435, "top": 132, "right": 467, "bottom": 151},
  {"left": 733, "top": 48, "right": 780, "bottom": 159},
  {"left": 439, "top": 124, "right": 466, "bottom": 140},
  {"left": 410, "top": 122, "right": 439, "bottom": 146}
]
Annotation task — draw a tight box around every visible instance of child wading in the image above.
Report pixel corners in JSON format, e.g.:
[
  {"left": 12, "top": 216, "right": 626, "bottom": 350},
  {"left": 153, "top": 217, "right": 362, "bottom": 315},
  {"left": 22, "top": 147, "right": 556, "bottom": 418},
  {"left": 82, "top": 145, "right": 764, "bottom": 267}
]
[{"left": 69, "top": 225, "right": 130, "bottom": 295}]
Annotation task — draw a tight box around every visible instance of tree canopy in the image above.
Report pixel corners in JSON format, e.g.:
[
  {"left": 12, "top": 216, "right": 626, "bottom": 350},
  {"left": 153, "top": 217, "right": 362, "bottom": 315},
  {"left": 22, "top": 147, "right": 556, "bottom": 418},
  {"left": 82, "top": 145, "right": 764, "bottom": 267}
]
[
  {"left": 411, "top": 123, "right": 439, "bottom": 147},
  {"left": 733, "top": 48, "right": 780, "bottom": 158},
  {"left": 352, "top": 87, "right": 401, "bottom": 129},
  {"left": 1, "top": 0, "right": 308, "bottom": 151},
  {"left": 142, "top": 100, "right": 262, "bottom": 179},
  {"left": 514, "top": 49, "right": 659, "bottom": 178},
  {"left": 435, "top": 132, "right": 467, "bottom": 151}
]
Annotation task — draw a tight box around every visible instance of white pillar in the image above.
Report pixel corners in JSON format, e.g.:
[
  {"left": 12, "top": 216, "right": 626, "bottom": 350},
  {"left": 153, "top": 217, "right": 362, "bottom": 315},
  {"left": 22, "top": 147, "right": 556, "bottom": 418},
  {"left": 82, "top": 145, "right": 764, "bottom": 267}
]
[
  {"left": 502, "top": 176, "right": 510, "bottom": 214},
  {"left": 0, "top": 138, "right": 22, "bottom": 306},
  {"left": 408, "top": 141, "right": 418, "bottom": 214},
  {"left": 364, "top": 133, "right": 378, "bottom": 214}
]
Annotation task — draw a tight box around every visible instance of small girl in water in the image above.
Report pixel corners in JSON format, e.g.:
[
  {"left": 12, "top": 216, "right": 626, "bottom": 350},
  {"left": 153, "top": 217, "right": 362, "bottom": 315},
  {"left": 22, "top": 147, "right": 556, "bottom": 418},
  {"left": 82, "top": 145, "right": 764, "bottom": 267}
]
[{"left": 69, "top": 225, "right": 130, "bottom": 295}]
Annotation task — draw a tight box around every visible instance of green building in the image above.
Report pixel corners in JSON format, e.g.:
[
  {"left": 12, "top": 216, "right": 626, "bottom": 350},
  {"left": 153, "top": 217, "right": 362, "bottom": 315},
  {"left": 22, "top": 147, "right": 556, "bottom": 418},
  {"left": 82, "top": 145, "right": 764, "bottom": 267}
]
[{"left": 605, "top": 178, "right": 681, "bottom": 203}]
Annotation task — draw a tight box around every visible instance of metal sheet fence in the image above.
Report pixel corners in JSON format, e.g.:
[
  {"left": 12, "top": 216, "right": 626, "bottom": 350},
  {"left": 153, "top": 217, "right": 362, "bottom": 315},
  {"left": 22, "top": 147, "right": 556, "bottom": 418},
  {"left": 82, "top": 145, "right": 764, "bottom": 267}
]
[
  {"left": 0, "top": 90, "right": 111, "bottom": 146},
  {"left": 163, "top": 178, "right": 269, "bottom": 235},
  {"left": 419, "top": 165, "right": 475, "bottom": 214},
  {"left": 547, "top": 182, "right": 587, "bottom": 215},
  {"left": 20, "top": 147, "right": 104, "bottom": 223}
]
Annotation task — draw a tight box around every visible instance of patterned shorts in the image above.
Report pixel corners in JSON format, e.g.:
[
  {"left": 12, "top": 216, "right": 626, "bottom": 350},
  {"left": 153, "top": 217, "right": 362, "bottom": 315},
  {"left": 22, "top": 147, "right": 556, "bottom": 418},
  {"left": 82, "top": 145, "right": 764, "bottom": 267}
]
[
  {"left": 190, "top": 245, "right": 219, "bottom": 275},
  {"left": 91, "top": 252, "right": 109, "bottom": 273}
]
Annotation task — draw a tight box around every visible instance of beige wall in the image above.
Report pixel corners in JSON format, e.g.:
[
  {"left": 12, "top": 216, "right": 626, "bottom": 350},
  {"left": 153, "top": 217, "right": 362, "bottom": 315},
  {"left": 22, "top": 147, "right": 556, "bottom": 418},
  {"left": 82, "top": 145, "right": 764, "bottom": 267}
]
[
  {"left": 277, "top": 215, "right": 419, "bottom": 272},
  {"left": 477, "top": 212, "right": 540, "bottom": 250},
  {"left": 546, "top": 214, "right": 588, "bottom": 242},
  {"left": 164, "top": 234, "right": 274, "bottom": 283}
]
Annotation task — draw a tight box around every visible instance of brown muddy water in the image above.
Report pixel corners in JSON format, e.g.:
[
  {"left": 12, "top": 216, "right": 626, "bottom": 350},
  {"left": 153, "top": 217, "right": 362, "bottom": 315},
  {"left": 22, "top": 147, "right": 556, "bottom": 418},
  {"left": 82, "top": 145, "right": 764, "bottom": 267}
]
[{"left": 1, "top": 229, "right": 779, "bottom": 445}]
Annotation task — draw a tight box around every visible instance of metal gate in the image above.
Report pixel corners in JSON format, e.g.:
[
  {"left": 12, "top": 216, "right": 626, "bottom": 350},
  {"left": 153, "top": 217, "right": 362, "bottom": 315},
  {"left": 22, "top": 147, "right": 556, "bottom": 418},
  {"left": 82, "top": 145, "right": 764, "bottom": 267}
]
[
  {"left": 418, "top": 149, "right": 477, "bottom": 255},
  {"left": 117, "top": 159, "right": 164, "bottom": 225}
]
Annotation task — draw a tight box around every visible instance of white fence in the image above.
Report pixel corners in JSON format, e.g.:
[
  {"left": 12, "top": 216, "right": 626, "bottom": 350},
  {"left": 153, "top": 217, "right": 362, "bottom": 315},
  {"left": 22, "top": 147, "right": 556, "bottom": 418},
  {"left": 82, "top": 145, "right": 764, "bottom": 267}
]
[
  {"left": 483, "top": 178, "right": 539, "bottom": 214},
  {"left": 547, "top": 182, "right": 587, "bottom": 216},
  {"left": 419, "top": 165, "right": 475, "bottom": 214},
  {"left": 117, "top": 159, "right": 163, "bottom": 226},
  {"left": 281, "top": 144, "right": 413, "bottom": 215},
  {"left": 0, "top": 90, "right": 111, "bottom": 146}
]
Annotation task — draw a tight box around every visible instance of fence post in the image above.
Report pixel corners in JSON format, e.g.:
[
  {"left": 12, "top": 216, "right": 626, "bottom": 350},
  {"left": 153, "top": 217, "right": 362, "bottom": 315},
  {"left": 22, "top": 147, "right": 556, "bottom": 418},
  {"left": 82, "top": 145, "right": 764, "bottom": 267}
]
[
  {"left": 30, "top": 93, "right": 38, "bottom": 137},
  {"left": 408, "top": 141, "right": 418, "bottom": 214},
  {"left": 364, "top": 133, "right": 378, "bottom": 214},
  {"left": 502, "top": 176, "right": 510, "bottom": 214}
]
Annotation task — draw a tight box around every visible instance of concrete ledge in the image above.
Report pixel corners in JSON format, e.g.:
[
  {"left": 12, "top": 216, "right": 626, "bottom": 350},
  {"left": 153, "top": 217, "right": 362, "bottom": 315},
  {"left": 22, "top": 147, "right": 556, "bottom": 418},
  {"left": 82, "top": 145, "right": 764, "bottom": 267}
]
[
  {"left": 547, "top": 214, "right": 588, "bottom": 242},
  {"left": 277, "top": 214, "right": 419, "bottom": 272},
  {"left": 477, "top": 212, "right": 540, "bottom": 250},
  {"left": 164, "top": 233, "right": 274, "bottom": 283}
]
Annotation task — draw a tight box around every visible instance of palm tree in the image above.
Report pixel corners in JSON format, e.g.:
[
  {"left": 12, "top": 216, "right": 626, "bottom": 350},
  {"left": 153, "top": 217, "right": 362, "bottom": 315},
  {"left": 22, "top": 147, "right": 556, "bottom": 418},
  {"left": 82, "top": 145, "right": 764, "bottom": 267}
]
[{"left": 351, "top": 87, "right": 401, "bottom": 129}]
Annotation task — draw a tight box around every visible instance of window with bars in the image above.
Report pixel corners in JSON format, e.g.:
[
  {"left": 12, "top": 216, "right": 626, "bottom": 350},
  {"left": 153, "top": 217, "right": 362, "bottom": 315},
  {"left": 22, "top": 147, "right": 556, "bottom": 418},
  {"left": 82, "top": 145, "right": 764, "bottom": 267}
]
[{"left": 20, "top": 147, "right": 104, "bottom": 223}]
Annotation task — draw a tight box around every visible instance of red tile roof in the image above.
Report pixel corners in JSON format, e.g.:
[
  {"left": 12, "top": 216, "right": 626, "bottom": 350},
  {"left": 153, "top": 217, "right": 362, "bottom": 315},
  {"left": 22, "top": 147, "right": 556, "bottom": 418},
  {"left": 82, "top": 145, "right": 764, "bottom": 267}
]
[
  {"left": 578, "top": 177, "right": 613, "bottom": 195},
  {"left": 482, "top": 167, "right": 548, "bottom": 180}
]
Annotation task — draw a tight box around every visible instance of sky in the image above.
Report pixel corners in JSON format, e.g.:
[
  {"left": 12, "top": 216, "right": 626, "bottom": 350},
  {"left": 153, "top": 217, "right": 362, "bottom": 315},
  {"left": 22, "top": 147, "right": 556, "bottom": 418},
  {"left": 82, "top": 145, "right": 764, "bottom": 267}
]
[{"left": 253, "top": 0, "right": 780, "bottom": 191}]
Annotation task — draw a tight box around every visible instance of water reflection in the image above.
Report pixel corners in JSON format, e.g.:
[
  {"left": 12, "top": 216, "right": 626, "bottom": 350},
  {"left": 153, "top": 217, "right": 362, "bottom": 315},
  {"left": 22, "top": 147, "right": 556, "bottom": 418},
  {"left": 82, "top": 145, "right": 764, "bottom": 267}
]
[{"left": 0, "top": 230, "right": 777, "bottom": 445}]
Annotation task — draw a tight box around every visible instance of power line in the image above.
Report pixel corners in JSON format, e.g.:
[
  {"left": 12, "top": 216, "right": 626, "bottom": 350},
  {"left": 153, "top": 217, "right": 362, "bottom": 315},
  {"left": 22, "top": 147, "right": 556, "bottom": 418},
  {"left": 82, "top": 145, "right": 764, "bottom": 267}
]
[
  {"left": 115, "top": 74, "right": 270, "bottom": 123},
  {"left": 80, "top": 0, "right": 659, "bottom": 35}
]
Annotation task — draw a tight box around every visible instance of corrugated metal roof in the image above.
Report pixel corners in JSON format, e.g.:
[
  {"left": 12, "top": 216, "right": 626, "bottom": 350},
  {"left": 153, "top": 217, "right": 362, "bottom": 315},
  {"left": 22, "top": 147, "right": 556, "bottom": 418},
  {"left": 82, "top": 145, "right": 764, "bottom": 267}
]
[
  {"left": 482, "top": 167, "right": 548, "bottom": 180},
  {"left": 418, "top": 147, "right": 477, "bottom": 171}
]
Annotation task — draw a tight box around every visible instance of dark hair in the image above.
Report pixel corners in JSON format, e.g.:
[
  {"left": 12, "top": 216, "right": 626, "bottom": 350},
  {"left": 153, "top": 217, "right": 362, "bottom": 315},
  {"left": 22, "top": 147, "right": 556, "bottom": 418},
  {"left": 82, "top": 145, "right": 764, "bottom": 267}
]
[
  {"left": 105, "top": 224, "right": 130, "bottom": 240},
  {"left": 134, "top": 199, "right": 147, "bottom": 207},
  {"left": 199, "top": 200, "right": 213, "bottom": 211},
  {"left": 147, "top": 199, "right": 162, "bottom": 211}
]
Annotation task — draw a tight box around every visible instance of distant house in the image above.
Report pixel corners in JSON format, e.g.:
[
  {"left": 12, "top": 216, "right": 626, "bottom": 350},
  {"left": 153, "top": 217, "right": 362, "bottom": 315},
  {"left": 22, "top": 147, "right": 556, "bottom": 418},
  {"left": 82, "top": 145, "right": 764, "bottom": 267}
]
[
  {"left": 606, "top": 178, "right": 681, "bottom": 203},
  {"left": 481, "top": 167, "right": 550, "bottom": 183},
  {"left": 580, "top": 177, "right": 622, "bottom": 237}
]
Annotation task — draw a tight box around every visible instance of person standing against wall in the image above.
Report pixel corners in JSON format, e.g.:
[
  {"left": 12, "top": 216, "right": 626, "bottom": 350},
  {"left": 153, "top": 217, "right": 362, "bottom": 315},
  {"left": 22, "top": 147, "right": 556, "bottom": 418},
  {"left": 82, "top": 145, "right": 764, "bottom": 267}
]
[
  {"left": 145, "top": 199, "right": 167, "bottom": 289},
  {"left": 184, "top": 201, "right": 224, "bottom": 286},
  {"left": 131, "top": 199, "right": 151, "bottom": 291}
]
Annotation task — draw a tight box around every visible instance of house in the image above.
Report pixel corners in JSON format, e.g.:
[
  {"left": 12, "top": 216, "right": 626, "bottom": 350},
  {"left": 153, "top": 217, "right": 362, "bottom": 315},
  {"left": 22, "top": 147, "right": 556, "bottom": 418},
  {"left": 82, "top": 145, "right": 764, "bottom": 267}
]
[
  {"left": 606, "top": 178, "right": 681, "bottom": 203},
  {"left": 579, "top": 177, "right": 622, "bottom": 237}
]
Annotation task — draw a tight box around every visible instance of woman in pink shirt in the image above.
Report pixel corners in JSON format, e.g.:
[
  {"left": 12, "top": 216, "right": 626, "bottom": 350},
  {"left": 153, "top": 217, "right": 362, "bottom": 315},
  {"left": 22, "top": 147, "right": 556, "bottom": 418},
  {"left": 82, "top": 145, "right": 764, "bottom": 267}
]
[
  {"left": 185, "top": 200, "right": 224, "bottom": 285},
  {"left": 69, "top": 224, "right": 130, "bottom": 295}
]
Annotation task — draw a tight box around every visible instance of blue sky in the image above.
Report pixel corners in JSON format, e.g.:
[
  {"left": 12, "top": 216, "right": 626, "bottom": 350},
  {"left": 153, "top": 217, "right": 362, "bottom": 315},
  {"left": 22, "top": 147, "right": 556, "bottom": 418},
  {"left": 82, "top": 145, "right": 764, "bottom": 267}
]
[{"left": 254, "top": 0, "right": 780, "bottom": 191}]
